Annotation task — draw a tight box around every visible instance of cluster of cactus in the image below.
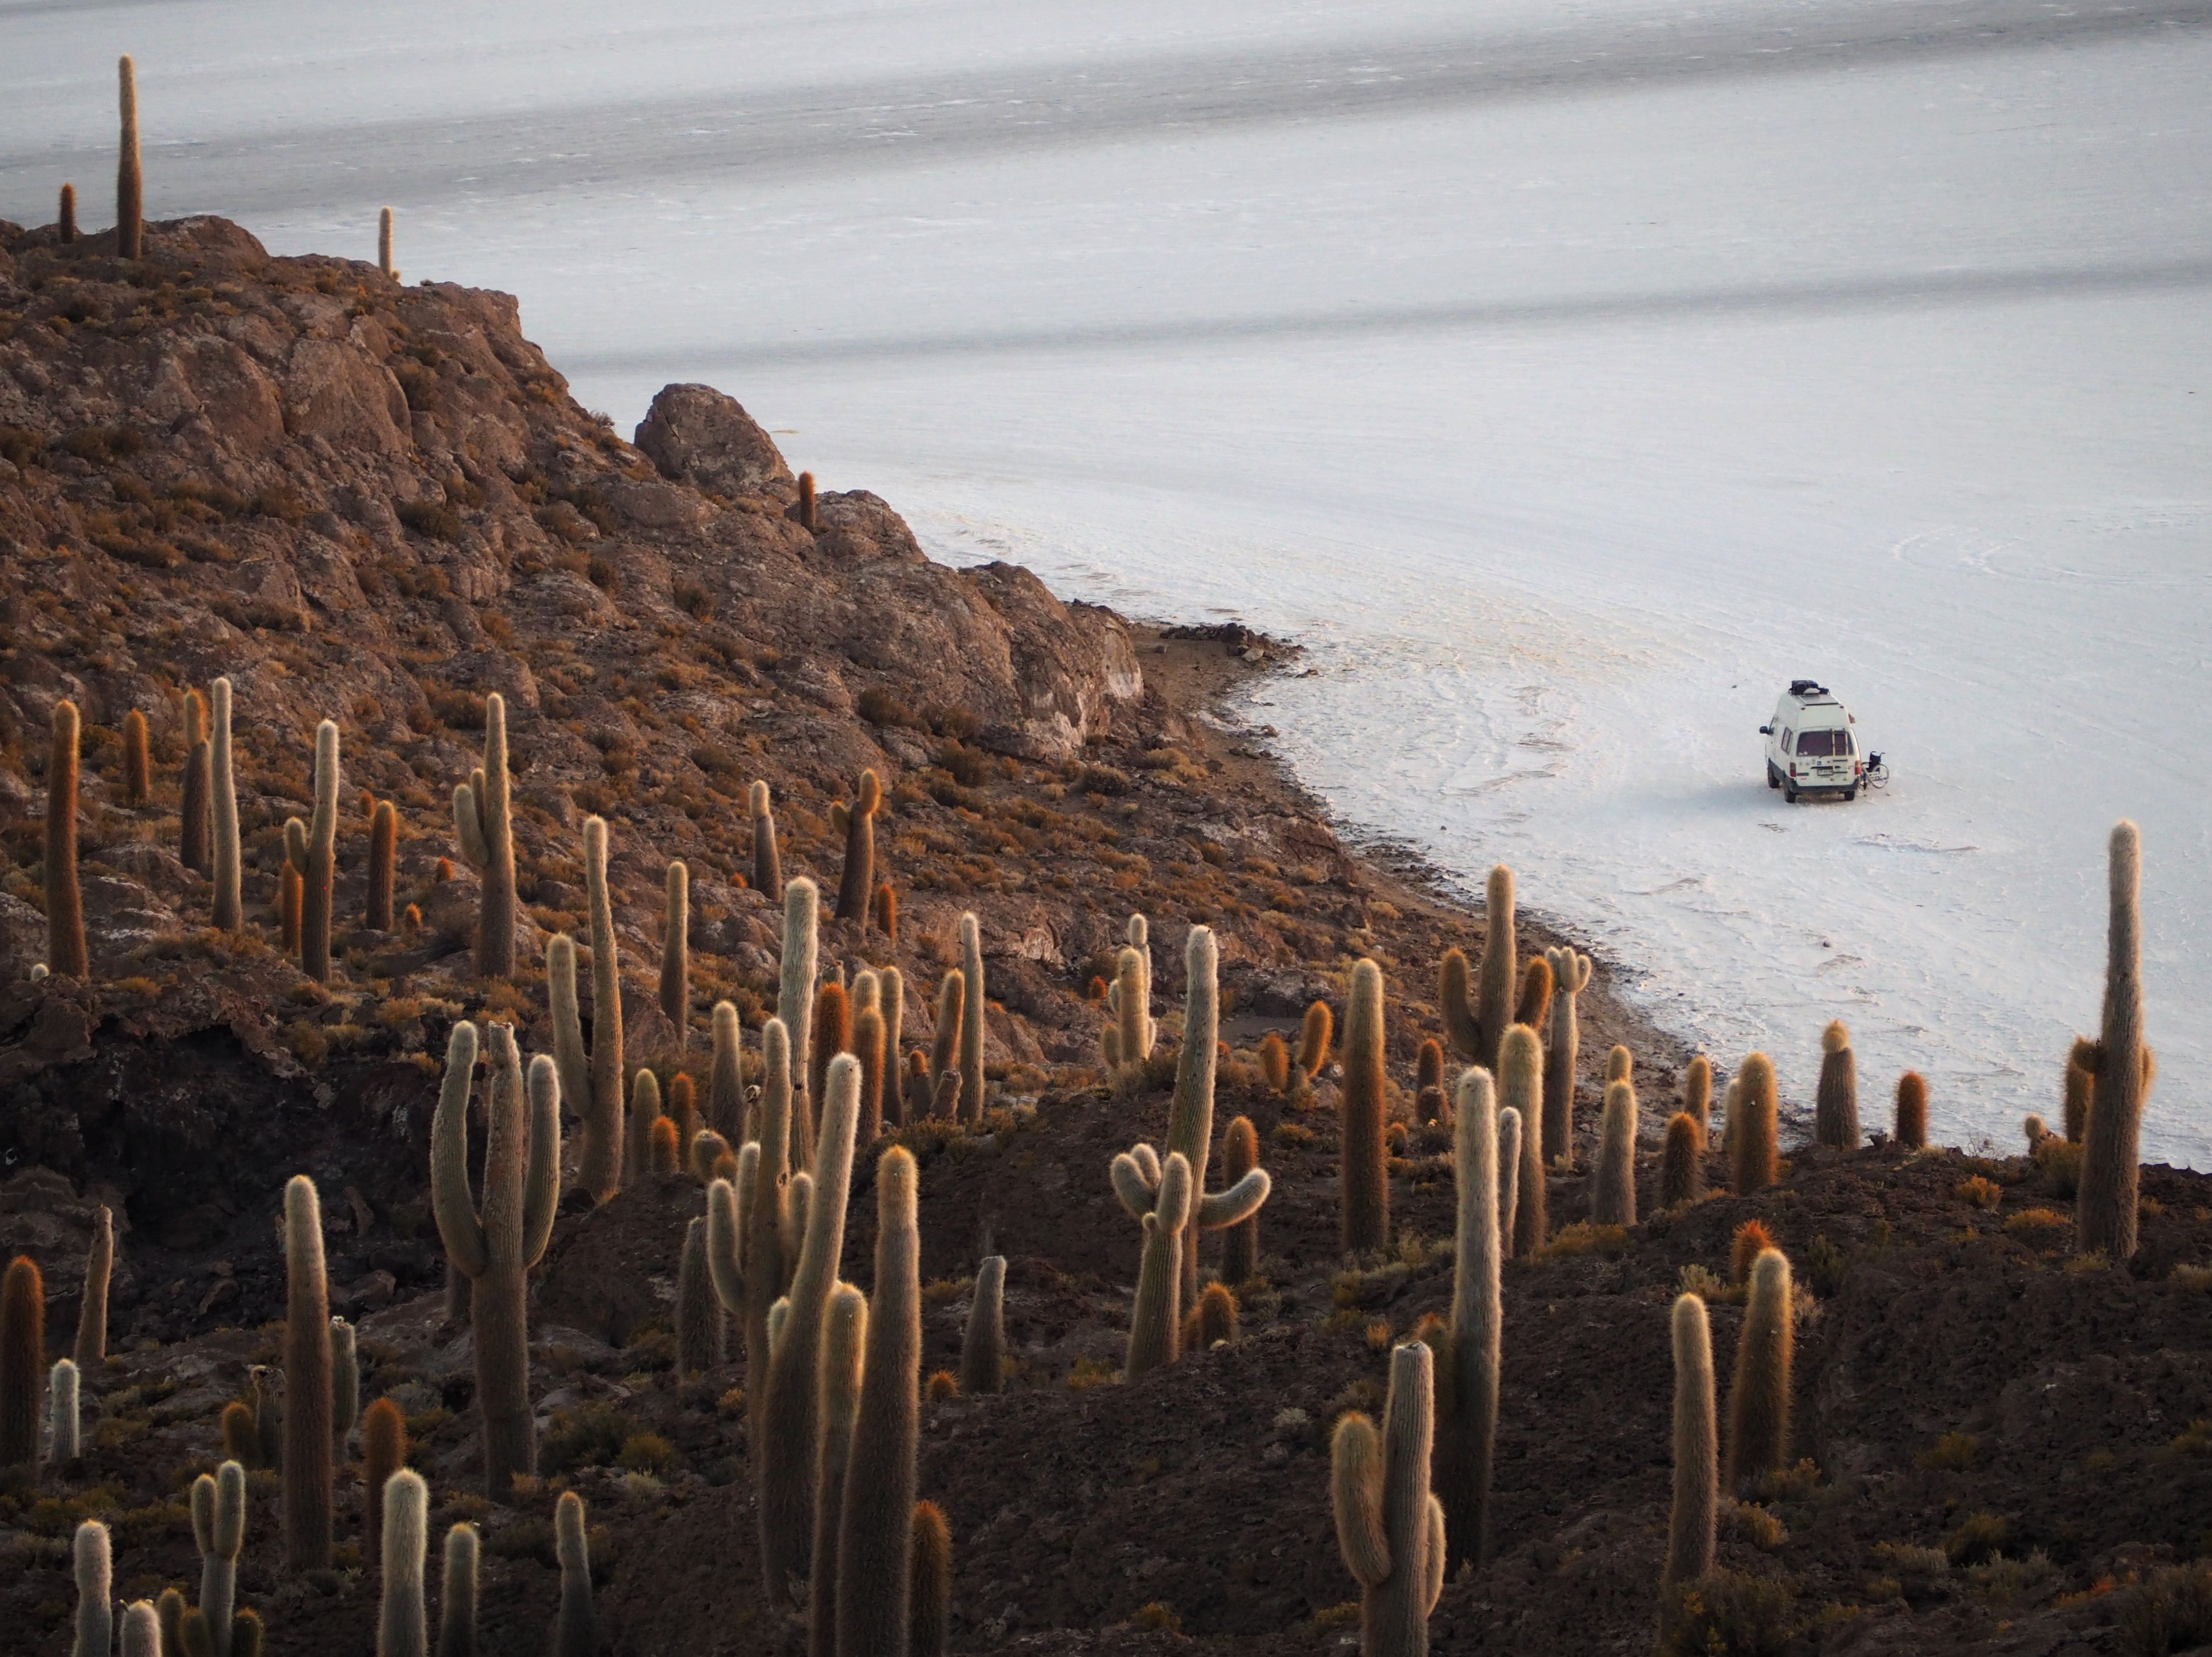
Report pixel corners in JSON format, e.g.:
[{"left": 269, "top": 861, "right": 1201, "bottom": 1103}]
[
  {"left": 282, "top": 720, "right": 341, "bottom": 981},
  {"left": 1331, "top": 1341, "right": 1447, "bottom": 1654},
  {"left": 1100, "top": 913, "right": 1155, "bottom": 1076},
  {"left": 1433, "top": 1068, "right": 1502, "bottom": 1570},
  {"left": 551, "top": 817, "right": 626, "bottom": 1201},
  {"left": 832, "top": 770, "right": 882, "bottom": 921}
]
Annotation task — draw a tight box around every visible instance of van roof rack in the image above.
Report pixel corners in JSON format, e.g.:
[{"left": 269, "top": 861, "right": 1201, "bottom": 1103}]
[{"left": 1788, "top": 679, "right": 1831, "bottom": 699}]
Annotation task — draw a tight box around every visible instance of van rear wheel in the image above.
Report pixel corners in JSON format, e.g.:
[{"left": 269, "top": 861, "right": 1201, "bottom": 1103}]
[
  {"left": 1767, "top": 765, "right": 1781, "bottom": 790},
  {"left": 1844, "top": 784, "right": 1859, "bottom": 802},
  {"left": 1784, "top": 784, "right": 1798, "bottom": 804}
]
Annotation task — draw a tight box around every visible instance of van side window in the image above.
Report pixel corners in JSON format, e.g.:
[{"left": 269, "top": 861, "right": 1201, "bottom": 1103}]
[{"left": 1780, "top": 729, "right": 1792, "bottom": 753}]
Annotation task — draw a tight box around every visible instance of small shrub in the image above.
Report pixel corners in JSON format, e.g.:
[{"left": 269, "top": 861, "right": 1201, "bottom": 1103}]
[
  {"left": 2124, "top": 1560, "right": 2212, "bottom": 1655},
  {"left": 2004, "top": 1207, "right": 2072, "bottom": 1245},
  {"left": 2169, "top": 1420, "right": 2212, "bottom": 1456},
  {"left": 1531, "top": 1221, "right": 1629, "bottom": 1262},
  {"left": 1679, "top": 1263, "right": 1730, "bottom": 1301},
  {"left": 617, "top": 1432, "right": 676, "bottom": 1473},
  {"left": 2170, "top": 1264, "right": 2212, "bottom": 1292},
  {"left": 1658, "top": 1570, "right": 1799, "bottom": 1657},
  {"left": 1066, "top": 1357, "right": 1116, "bottom": 1391},
  {"left": 1129, "top": 1603, "right": 1180, "bottom": 1634},
  {"left": 1755, "top": 1460, "right": 1822, "bottom": 1503},
  {"left": 1943, "top": 1511, "right": 2009, "bottom": 1566},
  {"left": 1918, "top": 1432, "right": 1979, "bottom": 1472},
  {"left": 540, "top": 1402, "right": 639, "bottom": 1474},
  {"left": 1956, "top": 1175, "right": 2002, "bottom": 1211},
  {"left": 1720, "top": 1500, "right": 1789, "bottom": 1550},
  {"left": 1806, "top": 1234, "right": 1847, "bottom": 1297},
  {"left": 2034, "top": 1135, "right": 2083, "bottom": 1197},
  {"left": 1869, "top": 1540, "right": 1950, "bottom": 1578}
]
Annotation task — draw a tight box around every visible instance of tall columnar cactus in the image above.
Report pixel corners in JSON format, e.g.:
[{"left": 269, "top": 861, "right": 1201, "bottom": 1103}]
[
  {"left": 1541, "top": 947, "right": 1591, "bottom": 1171},
  {"left": 809, "top": 1285, "right": 867, "bottom": 1657},
  {"left": 559, "top": 817, "right": 625, "bottom": 1199},
  {"left": 1664, "top": 1293, "right": 1717, "bottom": 1597},
  {"left": 1299, "top": 999, "right": 1333, "bottom": 1084},
  {"left": 211, "top": 677, "right": 242, "bottom": 931},
  {"left": 121, "top": 1600, "right": 160, "bottom": 1657},
  {"left": 1723, "top": 1249, "right": 1794, "bottom": 1495},
  {"left": 750, "top": 781, "right": 783, "bottom": 900},
  {"left": 1341, "top": 958, "right": 1390, "bottom": 1253},
  {"left": 1515, "top": 953, "right": 1553, "bottom": 1033},
  {"left": 1895, "top": 1071, "right": 1929, "bottom": 1150},
  {"left": 50, "top": 1358, "right": 80, "bottom": 1459},
  {"left": 1815, "top": 1020, "right": 1858, "bottom": 1149},
  {"left": 1435, "top": 1069, "right": 1502, "bottom": 1571},
  {"left": 707, "top": 1019, "right": 795, "bottom": 1442},
  {"left": 911, "top": 1501, "right": 952, "bottom": 1657},
  {"left": 46, "top": 700, "right": 88, "bottom": 977},
  {"left": 957, "top": 912, "right": 986, "bottom": 1124},
  {"left": 283, "top": 719, "right": 340, "bottom": 982},
  {"left": 1684, "top": 1055, "right": 1712, "bottom": 1135},
  {"left": 1104, "top": 945, "right": 1146, "bottom": 1077},
  {"left": 279, "top": 864, "right": 303, "bottom": 955},
  {"left": 1499, "top": 1026, "right": 1545, "bottom": 1255},
  {"left": 1660, "top": 1114, "right": 1704, "bottom": 1208},
  {"left": 73, "top": 1519, "right": 111, "bottom": 1657},
  {"left": 554, "top": 1493, "right": 596, "bottom": 1657},
  {"left": 116, "top": 56, "right": 141, "bottom": 258},
  {"left": 439, "top": 1524, "right": 479, "bottom": 1657},
  {"left": 832, "top": 770, "right": 882, "bottom": 921},
  {"left": 709, "top": 1001, "right": 745, "bottom": 1141},
  {"left": 377, "top": 207, "right": 397, "bottom": 280},
  {"left": 369, "top": 800, "right": 397, "bottom": 929},
  {"left": 854, "top": 1005, "right": 887, "bottom": 1144},
  {"left": 191, "top": 1461, "right": 245, "bottom": 1656},
  {"left": 1496, "top": 1107, "right": 1522, "bottom": 1255},
  {"left": 759, "top": 1055, "right": 860, "bottom": 1602},
  {"left": 123, "top": 708, "right": 150, "bottom": 805},
  {"left": 1440, "top": 866, "right": 1516, "bottom": 1076},
  {"left": 1220, "top": 1116, "right": 1261, "bottom": 1287},
  {"left": 1415, "top": 1039, "right": 1445, "bottom": 1124},
  {"left": 451, "top": 694, "right": 516, "bottom": 978},
  {"left": 2080, "top": 821, "right": 2152, "bottom": 1260},
  {"left": 0, "top": 1256, "right": 41, "bottom": 1469},
  {"left": 58, "top": 182, "right": 79, "bottom": 244},
  {"left": 378, "top": 1470, "right": 428, "bottom": 1657},
  {"left": 811, "top": 981, "right": 851, "bottom": 1117},
  {"left": 959, "top": 1254, "right": 1007, "bottom": 1395},
  {"left": 837, "top": 1147, "right": 922, "bottom": 1657},
  {"left": 1114, "top": 1148, "right": 1194, "bottom": 1377},
  {"left": 780, "top": 877, "right": 822, "bottom": 1149},
  {"left": 1159, "top": 928, "right": 1269, "bottom": 1301},
  {"left": 881, "top": 967, "right": 904, "bottom": 1087},
  {"left": 660, "top": 860, "right": 689, "bottom": 1032},
  {"left": 798, "top": 472, "right": 819, "bottom": 529},
  {"left": 1729, "top": 1054, "right": 1779, "bottom": 1196},
  {"left": 676, "top": 1217, "right": 722, "bottom": 1375},
  {"left": 431, "top": 1023, "right": 560, "bottom": 1497},
  {"left": 928, "top": 971, "right": 964, "bottom": 1116},
  {"left": 76, "top": 1201, "right": 112, "bottom": 1369},
  {"left": 283, "top": 1176, "right": 333, "bottom": 1570},
  {"left": 874, "top": 881, "right": 898, "bottom": 939},
  {"left": 182, "top": 690, "right": 212, "bottom": 875},
  {"left": 157, "top": 1589, "right": 185, "bottom": 1657},
  {"left": 1592, "top": 1079, "right": 1637, "bottom": 1226},
  {"left": 624, "top": 1069, "right": 663, "bottom": 1188},
  {"left": 362, "top": 1398, "right": 405, "bottom": 1567},
  {"left": 1332, "top": 1341, "right": 1446, "bottom": 1657}
]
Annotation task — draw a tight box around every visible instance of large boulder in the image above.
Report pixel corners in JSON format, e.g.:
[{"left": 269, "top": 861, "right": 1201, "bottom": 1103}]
[{"left": 633, "top": 382, "right": 792, "bottom": 497}]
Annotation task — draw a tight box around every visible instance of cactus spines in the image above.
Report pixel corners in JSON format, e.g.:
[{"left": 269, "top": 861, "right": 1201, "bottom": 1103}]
[
  {"left": 116, "top": 56, "right": 141, "bottom": 258},
  {"left": 122, "top": 707, "right": 150, "bottom": 805},
  {"left": 1496, "top": 1106, "right": 1522, "bottom": 1255},
  {"left": 73, "top": 1519, "right": 111, "bottom": 1657},
  {"left": 708, "top": 1001, "right": 745, "bottom": 1141},
  {"left": 48, "top": 1356, "right": 79, "bottom": 1459},
  {"left": 1540, "top": 947, "right": 1591, "bottom": 1171},
  {"left": 1220, "top": 1116, "right": 1261, "bottom": 1287},
  {"left": 281, "top": 719, "right": 340, "bottom": 981},
  {"left": 377, "top": 206, "right": 397, "bottom": 279},
  {"left": 1258, "top": 1033, "right": 1290, "bottom": 1093},
  {"left": 928, "top": 970, "right": 963, "bottom": 1106},
  {"left": 182, "top": 690, "right": 211, "bottom": 875},
  {"left": 378, "top": 1469, "right": 428, "bottom": 1657},
  {"left": 1195, "top": 1282, "right": 1238, "bottom": 1347},
  {"left": 874, "top": 881, "right": 898, "bottom": 939},
  {"left": 854, "top": 1005, "right": 887, "bottom": 1144},
  {"left": 833, "top": 769, "right": 882, "bottom": 921},
  {"left": 624, "top": 1068, "right": 663, "bottom": 1188},
  {"left": 439, "top": 1524, "right": 479, "bottom": 1657},
  {"left": 1665, "top": 1294, "right": 1719, "bottom": 1595},
  {"left": 660, "top": 859, "right": 689, "bottom": 1031},
  {"left": 1499, "top": 1025, "right": 1546, "bottom": 1255},
  {"left": 362, "top": 1397, "right": 405, "bottom": 1566},
  {"left": 749, "top": 780, "right": 783, "bottom": 900},
  {"left": 1724, "top": 1249, "right": 1794, "bottom": 1494},
  {"left": 957, "top": 912, "right": 987, "bottom": 1123},
  {"left": 837, "top": 1145, "right": 923, "bottom": 1657},
  {"left": 191, "top": 1461, "right": 246, "bottom": 1657},
  {"left": 554, "top": 1492, "right": 596, "bottom": 1657},
  {"left": 810, "top": 1285, "right": 868, "bottom": 1657},
  {"left": 122, "top": 1600, "right": 160, "bottom": 1657},
  {"left": 1115, "top": 1147, "right": 1195, "bottom": 1377},
  {"left": 910, "top": 1500, "right": 952, "bottom": 1657},
  {"left": 211, "top": 678, "right": 243, "bottom": 931},
  {"left": 75, "top": 1202, "right": 112, "bottom": 1370},
  {"left": 1895, "top": 1070, "right": 1928, "bottom": 1149},
  {"left": 2080, "top": 820, "right": 2150, "bottom": 1260},
  {"left": 676, "top": 1217, "right": 723, "bottom": 1374},
  {"left": 1729, "top": 1053, "right": 1780, "bottom": 1195},
  {"left": 1684, "top": 1055, "right": 1712, "bottom": 1134},
  {"left": 46, "top": 700, "right": 88, "bottom": 978},
  {"left": 1342, "top": 959, "right": 1390, "bottom": 1253},
  {"left": 1332, "top": 1340, "right": 1446, "bottom": 1657},
  {"left": 364, "top": 799, "right": 397, "bottom": 929},
  {"left": 1815, "top": 1019, "right": 1859, "bottom": 1149},
  {"left": 282, "top": 1176, "right": 334, "bottom": 1570},
  {"left": 781, "top": 877, "right": 822, "bottom": 1146},
  {"left": 1435, "top": 1068, "right": 1502, "bottom": 1571},
  {"left": 58, "top": 181, "right": 79, "bottom": 243},
  {"left": 1298, "top": 998, "right": 1333, "bottom": 1082},
  {"left": 959, "top": 1254, "right": 1007, "bottom": 1395},
  {"left": 449, "top": 695, "right": 517, "bottom": 977},
  {"left": 1660, "top": 1113, "right": 1705, "bottom": 1208},
  {"left": 1474, "top": 865, "right": 1517, "bottom": 1073},
  {"left": 1592, "top": 1079, "right": 1638, "bottom": 1226},
  {"left": 279, "top": 861, "right": 303, "bottom": 954},
  {"left": 812, "top": 980, "right": 851, "bottom": 1116},
  {"left": 760, "top": 1054, "right": 861, "bottom": 1601}
]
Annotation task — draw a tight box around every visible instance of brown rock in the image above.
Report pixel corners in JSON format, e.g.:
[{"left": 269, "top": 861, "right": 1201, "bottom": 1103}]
[{"left": 633, "top": 382, "right": 793, "bottom": 497}]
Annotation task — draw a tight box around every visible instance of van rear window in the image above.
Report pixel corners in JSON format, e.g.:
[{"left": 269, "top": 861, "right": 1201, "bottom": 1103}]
[{"left": 1796, "top": 729, "right": 1851, "bottom": 757}]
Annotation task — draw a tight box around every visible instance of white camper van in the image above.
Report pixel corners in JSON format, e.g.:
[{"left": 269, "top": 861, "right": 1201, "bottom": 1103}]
[{"left": 1759, "top": 681, "right": 1863, "bottom": 803}]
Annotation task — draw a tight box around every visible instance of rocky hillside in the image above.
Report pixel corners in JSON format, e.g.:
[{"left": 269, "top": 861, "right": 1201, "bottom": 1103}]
[{"left": 2, "top": 212, "right": 2210, "bottom": 1657}]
